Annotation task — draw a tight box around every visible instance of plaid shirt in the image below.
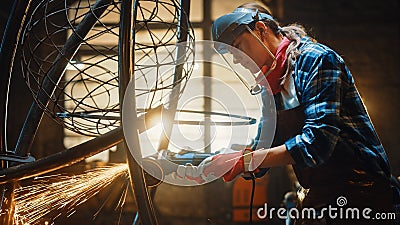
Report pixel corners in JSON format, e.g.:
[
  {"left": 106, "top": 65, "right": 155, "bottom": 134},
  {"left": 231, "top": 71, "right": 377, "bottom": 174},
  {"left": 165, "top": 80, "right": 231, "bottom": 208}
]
[{"left": 258, "top": 37, "right": 391, "bottom": 178}]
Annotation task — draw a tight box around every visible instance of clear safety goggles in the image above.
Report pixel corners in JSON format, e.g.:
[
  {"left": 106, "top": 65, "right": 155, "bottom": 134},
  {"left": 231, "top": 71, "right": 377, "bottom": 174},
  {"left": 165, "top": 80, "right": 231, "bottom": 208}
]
[{"left": 216, "top": 26, "right": 277, "bottom": 95}]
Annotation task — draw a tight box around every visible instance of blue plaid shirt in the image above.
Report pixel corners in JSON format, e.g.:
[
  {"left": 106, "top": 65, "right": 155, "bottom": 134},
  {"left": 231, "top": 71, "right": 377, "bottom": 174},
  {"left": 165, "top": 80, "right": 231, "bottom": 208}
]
[{"left": 260, "top": 37, "right": 391, "bottom": 178}]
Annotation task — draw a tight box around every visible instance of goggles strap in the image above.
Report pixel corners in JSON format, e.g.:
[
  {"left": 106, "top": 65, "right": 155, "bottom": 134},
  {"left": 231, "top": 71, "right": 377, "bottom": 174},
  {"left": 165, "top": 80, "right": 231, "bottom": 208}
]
[{"left": 245, "top": 25, "right": 277, "bottom": 78}]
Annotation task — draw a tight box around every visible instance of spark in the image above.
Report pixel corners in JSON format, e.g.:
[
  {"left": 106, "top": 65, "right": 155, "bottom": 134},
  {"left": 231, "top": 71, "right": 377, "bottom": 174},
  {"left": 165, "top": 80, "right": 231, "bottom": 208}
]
[{"left": 14, "top": 163, "right": 129, "bottom": 225}]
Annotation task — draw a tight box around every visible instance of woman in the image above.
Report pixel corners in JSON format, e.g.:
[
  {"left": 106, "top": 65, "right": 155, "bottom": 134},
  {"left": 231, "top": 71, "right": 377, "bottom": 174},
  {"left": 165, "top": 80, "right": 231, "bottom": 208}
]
[{"left": 178, "top": 3, "right": 398, "bottom": 225}]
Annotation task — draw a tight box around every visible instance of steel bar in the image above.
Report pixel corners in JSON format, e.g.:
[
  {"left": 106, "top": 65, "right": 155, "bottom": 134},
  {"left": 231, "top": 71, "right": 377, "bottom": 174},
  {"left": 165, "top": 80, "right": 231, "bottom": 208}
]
[{"left": 0, "top": 127, "right": 123, "bottom": 185}]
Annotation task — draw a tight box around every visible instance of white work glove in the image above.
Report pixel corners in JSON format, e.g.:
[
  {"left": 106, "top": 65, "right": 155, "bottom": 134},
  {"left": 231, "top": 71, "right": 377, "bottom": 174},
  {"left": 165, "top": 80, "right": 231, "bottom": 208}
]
[{"left": 175, "top": 148, "right": 243, "bottom": 184}]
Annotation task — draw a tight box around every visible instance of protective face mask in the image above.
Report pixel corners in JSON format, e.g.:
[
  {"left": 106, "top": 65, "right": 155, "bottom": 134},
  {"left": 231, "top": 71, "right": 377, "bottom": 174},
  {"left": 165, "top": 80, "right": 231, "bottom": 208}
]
[
  {"left": 245, "top": 25, "right": 277, "bottom": 82},
  {"left": 218, "top": 50, "right": 265, "bottom": 95},
  {"left": 216, "top": 25, "right": 278, "bottom": 95}
]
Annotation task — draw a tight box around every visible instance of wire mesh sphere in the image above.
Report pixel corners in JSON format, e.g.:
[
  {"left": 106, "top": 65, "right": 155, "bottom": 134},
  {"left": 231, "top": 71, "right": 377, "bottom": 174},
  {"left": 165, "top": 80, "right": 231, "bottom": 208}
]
[
  {"left": 133, "top": 0, "right": 195, "bottom": 112},
  {"left": 20, "top": 0, "right": 195, "bottom": 136}
]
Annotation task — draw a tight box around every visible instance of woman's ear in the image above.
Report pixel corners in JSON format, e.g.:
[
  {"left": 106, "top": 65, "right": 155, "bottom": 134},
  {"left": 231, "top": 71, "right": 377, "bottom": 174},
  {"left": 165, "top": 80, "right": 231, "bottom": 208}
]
[{"left": 254, "top": 21, "right": 268, "bottom": 40}]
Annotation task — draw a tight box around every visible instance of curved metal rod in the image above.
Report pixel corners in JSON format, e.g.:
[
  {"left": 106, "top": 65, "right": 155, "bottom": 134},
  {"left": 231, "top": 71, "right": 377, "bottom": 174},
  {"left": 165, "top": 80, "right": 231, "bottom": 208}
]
[
  {"left": 0, "top": 1, "right": 34, "bottom": 224},
  {"left": 120, "top": 0, "right": 158, "bottom": 224},
  {"left": 55, "top": 109, "right": 257, "bottom": 126},
  {"left": 0, "top": 0, "right": 33, "bottom": 153}
]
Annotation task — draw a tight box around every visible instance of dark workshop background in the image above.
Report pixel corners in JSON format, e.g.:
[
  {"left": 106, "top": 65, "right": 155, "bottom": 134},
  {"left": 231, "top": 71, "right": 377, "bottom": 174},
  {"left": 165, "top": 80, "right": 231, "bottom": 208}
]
[{"left": 0, "top": 0, "right": 399, "bottom": 225}]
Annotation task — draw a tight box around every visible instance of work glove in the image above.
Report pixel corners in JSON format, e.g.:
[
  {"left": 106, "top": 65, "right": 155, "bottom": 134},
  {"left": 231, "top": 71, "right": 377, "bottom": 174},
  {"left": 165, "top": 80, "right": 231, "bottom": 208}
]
[{"left": 175, "top": 148, "right": 261, "bottom": 183}]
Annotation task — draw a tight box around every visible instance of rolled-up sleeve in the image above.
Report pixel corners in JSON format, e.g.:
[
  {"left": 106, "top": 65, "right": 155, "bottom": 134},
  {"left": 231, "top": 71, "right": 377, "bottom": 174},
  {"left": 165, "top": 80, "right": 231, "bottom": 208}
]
[{"left": 285, "top": 52, "right": 346, "bottom": 168}]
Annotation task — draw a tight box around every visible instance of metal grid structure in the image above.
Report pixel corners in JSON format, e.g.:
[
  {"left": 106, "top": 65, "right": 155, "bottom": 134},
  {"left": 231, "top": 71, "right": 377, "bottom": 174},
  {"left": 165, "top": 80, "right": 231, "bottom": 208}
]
[{"left": 20, "top": 0, "right": 195, "bottom": 136}]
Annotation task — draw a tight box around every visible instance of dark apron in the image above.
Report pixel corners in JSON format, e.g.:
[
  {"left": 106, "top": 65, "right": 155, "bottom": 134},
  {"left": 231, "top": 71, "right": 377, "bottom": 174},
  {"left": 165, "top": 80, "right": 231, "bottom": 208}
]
[{"left": 273, "top": 106, "right": 395, "bottom": 225}]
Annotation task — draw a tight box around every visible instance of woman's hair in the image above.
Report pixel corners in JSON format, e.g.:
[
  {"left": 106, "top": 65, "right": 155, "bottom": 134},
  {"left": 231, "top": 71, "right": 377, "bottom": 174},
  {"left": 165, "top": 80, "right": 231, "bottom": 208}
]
[{"left": 236, "top": 3, "right": 312, "bottom": 84}]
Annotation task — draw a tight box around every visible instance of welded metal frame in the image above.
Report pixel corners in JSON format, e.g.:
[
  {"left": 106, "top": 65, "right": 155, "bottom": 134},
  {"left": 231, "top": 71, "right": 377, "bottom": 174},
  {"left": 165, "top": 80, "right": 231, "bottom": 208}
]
[{"left": 0, "top": 0, "right": 192, "bottom": 224}]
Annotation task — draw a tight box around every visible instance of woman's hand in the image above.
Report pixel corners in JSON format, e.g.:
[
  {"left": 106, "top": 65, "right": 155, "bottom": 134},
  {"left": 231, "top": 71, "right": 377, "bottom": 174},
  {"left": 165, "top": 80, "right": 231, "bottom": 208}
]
[{"left": 175, "top": 148, "right": 261, "bottom": 183}]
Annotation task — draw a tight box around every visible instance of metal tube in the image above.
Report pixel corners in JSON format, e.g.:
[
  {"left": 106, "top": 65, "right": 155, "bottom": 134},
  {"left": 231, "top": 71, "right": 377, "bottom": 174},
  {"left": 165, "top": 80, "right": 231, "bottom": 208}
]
[{"left": 0, "top": 127, "right": 123, "bottom": 185}]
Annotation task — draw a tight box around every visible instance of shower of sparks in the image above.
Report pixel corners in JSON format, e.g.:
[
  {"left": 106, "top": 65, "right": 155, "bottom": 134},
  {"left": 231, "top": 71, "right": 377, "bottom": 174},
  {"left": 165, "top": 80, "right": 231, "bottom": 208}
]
[{"left": 14, "top": 163, "right": 129, "bottom": 225}]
